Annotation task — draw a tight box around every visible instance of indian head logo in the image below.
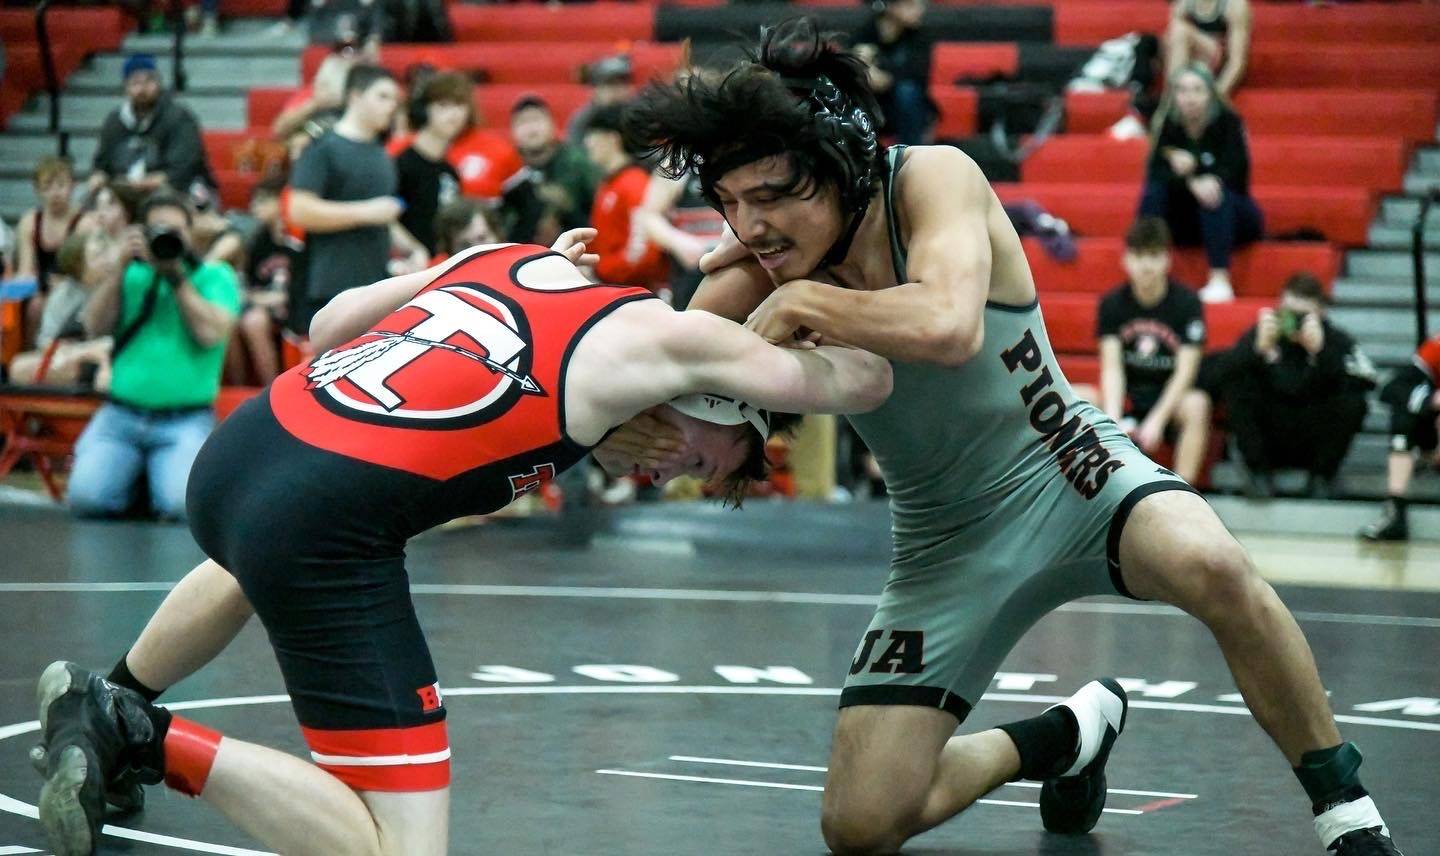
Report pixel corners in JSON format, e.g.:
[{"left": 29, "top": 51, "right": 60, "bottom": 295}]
[{"left": 305, "top": 282, "right": 546, "bottom": 429}]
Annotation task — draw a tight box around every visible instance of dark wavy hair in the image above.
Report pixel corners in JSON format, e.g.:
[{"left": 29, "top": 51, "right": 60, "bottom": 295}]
[{"left": 623, "top": 17, "right": 883, "bottom": 210}]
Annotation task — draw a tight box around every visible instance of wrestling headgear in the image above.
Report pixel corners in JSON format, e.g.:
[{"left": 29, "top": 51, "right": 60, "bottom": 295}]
[{"left": 668, "top": 393, "right": 772, "bottom": 441}]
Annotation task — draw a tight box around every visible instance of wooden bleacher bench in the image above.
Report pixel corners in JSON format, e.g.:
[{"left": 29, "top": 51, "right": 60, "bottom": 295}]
[{"left": 0, "top": 384, "right": 104, "bottom": 501}]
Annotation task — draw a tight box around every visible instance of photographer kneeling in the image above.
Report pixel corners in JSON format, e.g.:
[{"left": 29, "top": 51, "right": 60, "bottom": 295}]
[
  {"left": 1214, "top": 273, "right": 1374, "bottom": 499},
  {"left": 68, "top": 191, "right": 240, "bottom": 521}
]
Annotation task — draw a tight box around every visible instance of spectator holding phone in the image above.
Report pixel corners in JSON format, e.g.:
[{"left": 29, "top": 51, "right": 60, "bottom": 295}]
[{"left": 1216, "top": 273, "right": 1374, "bottom": 499}]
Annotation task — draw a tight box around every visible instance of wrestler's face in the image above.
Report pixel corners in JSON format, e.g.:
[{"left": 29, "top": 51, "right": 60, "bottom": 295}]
[
  {"left": 712, "top": 154, "right": 845, "bottom": 283},
  {"left": 648, "top": 407, "right": 751, "bottom": 487}
]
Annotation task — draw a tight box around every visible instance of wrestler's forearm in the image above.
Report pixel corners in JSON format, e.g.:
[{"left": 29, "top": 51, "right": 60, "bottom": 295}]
[{"left": 789, "top": 279, "right": 981, "bottom": 366}]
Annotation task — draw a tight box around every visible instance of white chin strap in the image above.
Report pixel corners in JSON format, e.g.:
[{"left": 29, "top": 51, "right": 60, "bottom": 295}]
[{"left": 668, "top": 393, "right": 771, "bottom": 441}]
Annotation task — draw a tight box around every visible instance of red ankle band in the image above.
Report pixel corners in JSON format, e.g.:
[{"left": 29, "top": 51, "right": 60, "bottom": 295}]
[{"left": 163, "top": 717, "right": 223, "bottom": 797}]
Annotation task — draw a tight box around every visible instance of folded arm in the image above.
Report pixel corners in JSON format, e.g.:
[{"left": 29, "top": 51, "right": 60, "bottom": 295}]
[{"left": 661, "top": 309, "right": 892, "bottom": 415}]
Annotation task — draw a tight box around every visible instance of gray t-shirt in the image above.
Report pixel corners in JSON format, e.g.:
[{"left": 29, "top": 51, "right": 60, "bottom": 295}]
[{"left": 290, "top": 130, "right": 396, "bottom": 303}]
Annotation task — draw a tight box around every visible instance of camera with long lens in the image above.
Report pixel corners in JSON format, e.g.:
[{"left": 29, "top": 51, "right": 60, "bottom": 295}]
[{"left": 146, "top": 224, "right": 187, "bottom": 263}]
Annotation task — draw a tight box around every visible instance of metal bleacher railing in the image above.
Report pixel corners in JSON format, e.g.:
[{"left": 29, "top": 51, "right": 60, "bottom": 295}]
[
  {"left": 34, "top": 0, "right": 67, "bottom": 158},
  {"left": 1415, "top": 189, "right": 1437, "bottom": 345},
  {"left": 168, "top": 0, "right": 189, "bottom": 94}
]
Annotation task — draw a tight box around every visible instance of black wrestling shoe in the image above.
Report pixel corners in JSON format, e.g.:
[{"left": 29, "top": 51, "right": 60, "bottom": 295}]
[
  {"left": 35, "top": 662, "right": 163, "bottom": 855},
  {"left": 29, "top": 745, "right": 146, "bottom": 814},
  {"left": 1329, "top": 827, "right": 1405, "bottom": 855},
  {"left": 1039, "top": 678, "right": 1128, "bottom": 834},
  {"left": 1359, "top": 500, "right": 1408, "bottom": 542}
]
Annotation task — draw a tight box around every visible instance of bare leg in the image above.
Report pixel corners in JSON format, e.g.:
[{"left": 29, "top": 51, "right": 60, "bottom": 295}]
[
  {"left": 821, "top": 706, "right": 1020, "bottom": 854},
  {"left": 1385, "top": 450, "right": 1415, "bottom": 496},
  {"left": 200, "top": 737, "right": 448, "bottom": 856},
  {"left": 1118, "top": 490, "right": 1340, "bottom": 764},
  {"left": 1171, "top": 389, "right": 1211, "bottom": 484},
  {"left": 126, "top": 560, "right": 254, "bottom": 692},
  {"left": 239, "top": 307, "right": 280, "bottom": 381}
]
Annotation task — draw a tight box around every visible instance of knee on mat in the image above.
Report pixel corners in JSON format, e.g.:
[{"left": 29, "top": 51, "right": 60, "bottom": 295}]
[{"left": 821, "top": 803, "right": 913, "bottom": 855}]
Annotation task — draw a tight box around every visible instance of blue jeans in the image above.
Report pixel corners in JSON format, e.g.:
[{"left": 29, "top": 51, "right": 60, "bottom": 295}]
[
  {"left": 68, "top": 403, "right": 215, "bottom": 521},
  {"left": 1139, "top": 179, "right": 1264, "bottom": 270},
  {"left": 883, "top": 78, "right": 932, "bottom": 145}
]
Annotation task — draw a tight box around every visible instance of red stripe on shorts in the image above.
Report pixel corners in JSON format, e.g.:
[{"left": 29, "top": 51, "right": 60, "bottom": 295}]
[{"left": 301, "top": 721, "right": 451, "bottom": 792}]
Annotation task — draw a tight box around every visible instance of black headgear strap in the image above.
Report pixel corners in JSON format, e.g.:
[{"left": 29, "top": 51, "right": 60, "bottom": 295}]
[{"left": 781, "top": 74, "right": 878, "bottom": 268}]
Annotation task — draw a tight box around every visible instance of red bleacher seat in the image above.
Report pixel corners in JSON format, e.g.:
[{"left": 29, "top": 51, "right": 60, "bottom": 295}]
[
  {"left": 1053, "top": 1, "right": 1440, "bottom": 47},
  {"left": 215, "top": 387, "right": 262, "bottom": 421},
  {"left": 1022, "top": 237, "right": 1338, "bottom": 298},
  {"left": 1064, "top": 89, "right": 1440, "bottom": 144},
  {"left": 202, "top": 128, "right": 273, "bottom": 172},
  {"left": 995, "top": 183, "right": 1373, "bottom": 245},
  {"left": 301, "top": 42, "right": 682, "bottom": 87},
  {"left": 931, "top": 44, "right": 1019, "bottom": 84},
  {"left": 0, "top": 8, "right": 128, "bottom": 127},
  {"left": 1057, "top": 354, "right": 1100, "bottom": 386},
  {"left": 1042, "top": 293, "right": 1264, "bottom": 355},
  {"left": 219, "top": 0, "right": 287, "bottom": 14},
  {"left": 251, "top": 83, "right": 597, "bottom": 133},
  {"left": 931, "top": 85, "right": 979, "bottom": 139},
  {"left": 214, "top": 169, "right": 260, "bottom": 211},
  {"left": 1023, "top": 135, "right": 1406, "bottom": 192},
  {"left": 1247, "top": 44, "right": 1440, "bottom": 90},
  {"left": 449, "top": 3, "right": 655, "bottom": 43}
]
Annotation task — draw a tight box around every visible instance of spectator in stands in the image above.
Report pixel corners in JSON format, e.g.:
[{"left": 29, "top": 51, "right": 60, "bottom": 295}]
[
  {"left": 189, "top": 185, "right": 246, "bottom": 271},
  {"left": 14, "top": 157, "right": 84, "bottom": 340},
  {"left": 503, "top": 95, "right": 598, "bottom": 245},
  {"left": 237, "top": 178, "right": 301, "bottom": 382},
  {"left": 1217, "top": 273, "right": 1374, "bottom": 498},
  {"left": 15, "top": 157, "right": 84, "bottom": 297},
  {"left": 1140, "top": 63, "right": 1262, "bottom": 304},
  {"left": 1165, "top": 0, "right": 1251, "bottom": 99},
  {"left": 68, "top": 191, "right": 240, "bottom": 521},
  {"left": 77, "top": 183, "right": 143, "bottom": 288},
  {"left": 267, "top": 0, "right": 309, "bottom": 36},
  {"left": 852, "top": 0, "right": 934, "bottom": 145},
  {"left": 394, "top": 72, "right": 468, "bottom": 255},
  {"left": 1074, "top": 218, "right": 1211, "bottom": 484},
  {"left": 271, "top": 52, "right": 354, "bottom": 141},
  {"left": 581, "top": 105, "right": 667, "bottom": 289},
  {"left": 632, "top": 170, "right": 725, "bottom": 310},
  {"left": 287, "top": 64, "right": 424, "bottom": 329},
  {"left": 432, "top": 198, "right": 501, "bottom": 264},
  {"left": 7, "top": 234, "right": 114, "bottom": 388},
  {"left": 446, "top": 104, "right": 523, "bottom": 204},
  {"left": 91, "top": 54, "right": 213, "bottom": 199},
  {"left": 382, "top": 0, "right": 451, "bottom": 43},
  {"left": 567, "top": 55, "right": 634, "bottom": 148},
  {"left": 1360, "top": 333, "right": 1440, "bottom": 541}
]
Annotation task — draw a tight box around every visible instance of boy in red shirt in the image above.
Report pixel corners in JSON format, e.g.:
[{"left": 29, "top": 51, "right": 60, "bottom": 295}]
[{"left": 581, "top": 105, "right": 668, "bottom": 289}]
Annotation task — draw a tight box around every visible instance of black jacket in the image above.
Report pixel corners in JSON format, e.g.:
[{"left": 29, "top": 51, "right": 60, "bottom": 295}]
[
  {"left": 1224, "top": 320, "right": 1376, "bottom": 402},
  {"left": 93, "top": 93, "right": 212, "bottom": 191},
  {"left": 1147, "top": 108, "right": 1252, "bottom": 196}
]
